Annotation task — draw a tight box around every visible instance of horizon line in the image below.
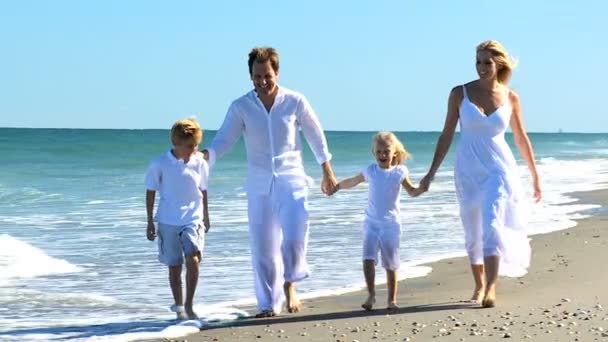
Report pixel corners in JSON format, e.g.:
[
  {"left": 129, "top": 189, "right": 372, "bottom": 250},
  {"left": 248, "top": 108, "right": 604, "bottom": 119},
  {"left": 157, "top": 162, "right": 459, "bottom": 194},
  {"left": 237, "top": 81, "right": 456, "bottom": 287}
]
[{"left": 1, "top": 126, "right": 606, "bottom": 134}]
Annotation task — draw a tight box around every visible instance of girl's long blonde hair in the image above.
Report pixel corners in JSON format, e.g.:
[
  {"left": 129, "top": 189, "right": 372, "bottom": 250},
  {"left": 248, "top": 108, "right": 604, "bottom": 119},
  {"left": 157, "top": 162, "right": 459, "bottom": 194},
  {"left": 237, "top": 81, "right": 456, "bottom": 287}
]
[{"left": 372, "top": 131, "right": 410, "bottom": 166}]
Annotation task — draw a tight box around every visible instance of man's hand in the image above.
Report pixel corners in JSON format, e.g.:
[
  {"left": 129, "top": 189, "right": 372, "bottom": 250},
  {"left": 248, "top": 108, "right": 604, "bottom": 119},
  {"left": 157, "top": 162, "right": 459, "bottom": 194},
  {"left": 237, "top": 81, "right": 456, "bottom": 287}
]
[
  {"left": 146, "top": 221, "right": 156, "bottom": 241},
  {"left": 320, "top": 161, "right": 338, "bottom": 196},
  {"left": 321, "top": 173, "right": 338, "bottom": 196}
]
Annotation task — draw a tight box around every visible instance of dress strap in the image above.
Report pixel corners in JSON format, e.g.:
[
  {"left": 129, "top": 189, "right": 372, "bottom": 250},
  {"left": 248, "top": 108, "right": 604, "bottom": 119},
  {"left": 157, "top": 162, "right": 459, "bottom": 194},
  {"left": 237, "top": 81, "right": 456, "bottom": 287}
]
[{"left": 462, "top": 85, "right": 468, "bottom": 99}]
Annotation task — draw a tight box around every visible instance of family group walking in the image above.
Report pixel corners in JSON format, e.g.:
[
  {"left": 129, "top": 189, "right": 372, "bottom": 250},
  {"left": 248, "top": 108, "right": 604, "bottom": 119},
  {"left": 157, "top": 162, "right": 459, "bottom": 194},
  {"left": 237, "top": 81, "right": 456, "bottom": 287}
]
[{"left": 144, "top": 40, "right": 542, "bottom": 320}]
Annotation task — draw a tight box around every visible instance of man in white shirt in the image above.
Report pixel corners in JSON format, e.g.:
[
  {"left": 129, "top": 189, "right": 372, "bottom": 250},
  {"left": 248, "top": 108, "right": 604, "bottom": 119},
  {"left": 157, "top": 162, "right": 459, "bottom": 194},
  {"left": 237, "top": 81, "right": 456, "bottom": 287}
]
[{"left": 203, "top": 47, "right": 337, "bottom": 317}]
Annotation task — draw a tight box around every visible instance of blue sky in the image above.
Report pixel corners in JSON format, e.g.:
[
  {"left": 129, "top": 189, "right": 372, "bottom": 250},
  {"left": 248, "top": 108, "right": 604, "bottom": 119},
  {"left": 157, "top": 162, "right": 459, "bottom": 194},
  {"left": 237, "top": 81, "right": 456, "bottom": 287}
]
[{"left": 1, "top": 1, "right": 606, "bottom": 132}]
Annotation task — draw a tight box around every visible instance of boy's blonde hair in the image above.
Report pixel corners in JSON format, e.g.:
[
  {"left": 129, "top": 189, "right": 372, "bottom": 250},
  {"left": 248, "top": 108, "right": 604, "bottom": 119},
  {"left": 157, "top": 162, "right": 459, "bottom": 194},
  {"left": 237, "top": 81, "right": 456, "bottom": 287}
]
[
  {"left": 170, "top": 118, "right": 203, "bottom": 145},
  {"left": 372, "top": 131, "right": 410, "bottom": 166}
]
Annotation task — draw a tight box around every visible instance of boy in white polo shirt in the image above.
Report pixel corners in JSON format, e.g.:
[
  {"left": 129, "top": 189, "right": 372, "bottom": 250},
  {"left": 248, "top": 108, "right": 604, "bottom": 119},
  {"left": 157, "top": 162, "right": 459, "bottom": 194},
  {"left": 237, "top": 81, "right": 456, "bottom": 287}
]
[{"left": 144, "top": 118, "right": 210, "bottom": 321}]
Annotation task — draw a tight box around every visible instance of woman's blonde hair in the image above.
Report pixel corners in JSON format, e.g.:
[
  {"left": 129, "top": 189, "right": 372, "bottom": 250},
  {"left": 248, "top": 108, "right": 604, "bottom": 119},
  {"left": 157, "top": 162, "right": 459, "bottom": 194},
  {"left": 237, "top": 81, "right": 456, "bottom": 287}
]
[
  {"left": 170, "top": 117, "right": 203, "bottom": 145},
  {"left": 476, "top": 40, "right": 517, "bottom": 84},
  {"left": 372, "top": 131, "right": 410, "bottom": 166}
]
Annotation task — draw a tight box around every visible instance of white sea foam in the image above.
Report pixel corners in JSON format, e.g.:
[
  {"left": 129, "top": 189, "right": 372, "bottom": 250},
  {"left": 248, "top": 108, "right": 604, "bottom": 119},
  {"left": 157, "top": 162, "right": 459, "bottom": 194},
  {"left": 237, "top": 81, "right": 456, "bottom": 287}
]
[{"left": 0, "top": 234, "right": 82, "bottom": 281}]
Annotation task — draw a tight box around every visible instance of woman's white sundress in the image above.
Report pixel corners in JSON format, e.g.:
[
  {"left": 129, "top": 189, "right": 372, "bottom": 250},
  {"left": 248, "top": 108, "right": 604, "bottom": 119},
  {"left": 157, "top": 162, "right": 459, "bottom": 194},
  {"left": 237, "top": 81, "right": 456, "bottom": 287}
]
[{"left": 454, "top": 85, "right": 530, "bottom": 277}]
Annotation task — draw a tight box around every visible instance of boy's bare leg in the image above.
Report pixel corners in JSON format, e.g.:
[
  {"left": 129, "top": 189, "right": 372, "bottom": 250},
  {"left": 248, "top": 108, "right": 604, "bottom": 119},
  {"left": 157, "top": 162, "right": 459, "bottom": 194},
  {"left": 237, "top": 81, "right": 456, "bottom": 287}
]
[
  {"left": 362, "top": 260, "right": 376, "bottom": 311},
  {"left": 284, "top": 281, "right": 301, "bottom": 313},
  {"left": 169, "top": 265, "right": 183, "bottom": 307},
  {"left": 470, "top": 264, "right": 485, "bottom": 303},
  {"left": 184, "top": 254, "right": 200, "bottom": 318},
  {"left": 386, "top": 269, "right": 399, "bottom": 310}
]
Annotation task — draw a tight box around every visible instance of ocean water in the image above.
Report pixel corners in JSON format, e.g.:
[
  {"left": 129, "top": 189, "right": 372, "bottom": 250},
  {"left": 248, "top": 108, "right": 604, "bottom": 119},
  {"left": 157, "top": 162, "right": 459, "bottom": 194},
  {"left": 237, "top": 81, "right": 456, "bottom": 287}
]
[{"left": 1, "top": 128, "right": 607, "bottom": 341}]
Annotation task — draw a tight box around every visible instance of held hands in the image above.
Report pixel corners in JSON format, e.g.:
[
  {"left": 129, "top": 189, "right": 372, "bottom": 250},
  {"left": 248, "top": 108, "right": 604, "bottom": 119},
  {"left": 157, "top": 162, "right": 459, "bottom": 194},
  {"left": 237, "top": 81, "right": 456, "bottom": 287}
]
[
  {"left": 419, "top": 173, "right": 434, "bottom": 194},
  {"left": 146, "top": 221, "right": 156, "bottom": 241},
  {"left": 320, "top": 161, "right": 338, "bottom": 196},
  {"left": 321, "top": 174, "right": 338, "bottom": 196},
  {"left": 411, "top": 187, "right": 425, "bottom": 197}
]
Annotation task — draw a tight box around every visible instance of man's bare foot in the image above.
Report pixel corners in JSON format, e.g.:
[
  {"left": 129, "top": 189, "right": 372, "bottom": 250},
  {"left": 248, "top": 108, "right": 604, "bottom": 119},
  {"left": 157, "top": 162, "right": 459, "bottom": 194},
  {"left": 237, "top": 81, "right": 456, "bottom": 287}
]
[
  {"left": 482, "top": 286, "right": 496, "bottom": 308},
  {"left": 284, "top": 282, "right": 302, "bottom": 313},
  {"left": 387, "top": 301, "right": 399, "bottom": 311},
  {"left": 470, "top": 286, "right": 485, "bottom": 303},
  {"left": 254, "top": 310, "right": 276, "bottom": 318},
  {"left": 361, "top": 294, "right": 376, "bottom": 311}
]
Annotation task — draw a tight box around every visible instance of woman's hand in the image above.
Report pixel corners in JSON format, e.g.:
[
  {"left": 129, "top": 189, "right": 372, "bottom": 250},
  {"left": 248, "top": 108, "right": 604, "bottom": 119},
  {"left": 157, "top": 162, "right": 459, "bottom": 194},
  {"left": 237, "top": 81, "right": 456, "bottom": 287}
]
[{"left": 533, "top": 177, "right": 542, "bottom": 203}]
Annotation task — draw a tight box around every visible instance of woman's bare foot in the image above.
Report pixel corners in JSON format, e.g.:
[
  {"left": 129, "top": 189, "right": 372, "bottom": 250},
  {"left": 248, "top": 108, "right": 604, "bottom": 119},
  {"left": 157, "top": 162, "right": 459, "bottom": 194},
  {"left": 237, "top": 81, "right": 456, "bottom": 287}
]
[
  {"left": 361, "top": 294, "right": 376, "bottom": 311},
  {"left": 254, "top": 310, "right": 276, "bottom": 318},
  {"left": 482, "top": 286, "right": 496, "bottom": 308},
  {"left": 387, "top": 301, "right": 399, "bottom": 311},
  {"left": 470, "top": 286, "right": 485, "bottom": 303},
  {"left": 284, "top": 282, "right": 302, "bottom": 313}
]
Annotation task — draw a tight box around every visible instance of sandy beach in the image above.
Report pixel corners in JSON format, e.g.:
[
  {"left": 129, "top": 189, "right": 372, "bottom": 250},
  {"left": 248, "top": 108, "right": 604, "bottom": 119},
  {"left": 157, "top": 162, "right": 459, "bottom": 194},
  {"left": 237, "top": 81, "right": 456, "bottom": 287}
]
[{"left": 154, "top": 189, "right": 608, "bottom": 342}]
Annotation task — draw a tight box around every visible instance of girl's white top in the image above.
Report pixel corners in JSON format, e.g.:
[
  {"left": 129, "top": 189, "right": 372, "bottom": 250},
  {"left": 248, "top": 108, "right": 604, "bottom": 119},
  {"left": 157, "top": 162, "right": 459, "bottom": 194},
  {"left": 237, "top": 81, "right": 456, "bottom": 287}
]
[{"left": 362, "top": 163, "right": 408, "bottom": 223}]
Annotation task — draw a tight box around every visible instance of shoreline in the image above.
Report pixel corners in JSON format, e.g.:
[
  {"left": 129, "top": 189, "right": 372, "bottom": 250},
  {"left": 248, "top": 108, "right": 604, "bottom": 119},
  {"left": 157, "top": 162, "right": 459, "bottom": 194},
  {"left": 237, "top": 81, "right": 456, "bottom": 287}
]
[{"left": 147, "top": 187, "right": 608, "bottom": 342}]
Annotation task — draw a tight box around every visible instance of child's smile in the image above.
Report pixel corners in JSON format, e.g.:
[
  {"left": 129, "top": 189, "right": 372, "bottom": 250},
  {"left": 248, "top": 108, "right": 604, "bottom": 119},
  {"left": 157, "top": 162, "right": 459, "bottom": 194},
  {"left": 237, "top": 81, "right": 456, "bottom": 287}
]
[{"left": 374, "top": 140, "right": 396, "bottom": 169}]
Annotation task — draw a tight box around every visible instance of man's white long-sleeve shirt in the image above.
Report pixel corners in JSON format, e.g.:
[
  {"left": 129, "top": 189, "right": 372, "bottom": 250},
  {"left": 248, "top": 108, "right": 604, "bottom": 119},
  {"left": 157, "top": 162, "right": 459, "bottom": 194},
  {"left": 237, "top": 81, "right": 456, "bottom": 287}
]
[{"left": 208, "top": 86, "right": 332, "bottom": 195}]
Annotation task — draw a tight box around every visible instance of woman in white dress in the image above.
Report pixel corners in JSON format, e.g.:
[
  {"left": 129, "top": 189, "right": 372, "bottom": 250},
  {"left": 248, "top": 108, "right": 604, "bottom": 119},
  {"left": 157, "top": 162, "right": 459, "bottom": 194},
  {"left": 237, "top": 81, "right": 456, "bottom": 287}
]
[{"left": 420, "top": 40, "right": 542, "bottom": 308}]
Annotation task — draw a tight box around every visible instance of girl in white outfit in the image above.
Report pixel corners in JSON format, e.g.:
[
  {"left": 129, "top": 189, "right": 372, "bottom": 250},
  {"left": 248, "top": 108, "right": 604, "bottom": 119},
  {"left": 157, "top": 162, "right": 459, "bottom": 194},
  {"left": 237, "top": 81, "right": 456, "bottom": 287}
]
[
  {"left": 335, "top": 132, "right": 423, "bottom": 311},
  {"left": 420, "top": 41, "right": 542, "bottom": 308}
]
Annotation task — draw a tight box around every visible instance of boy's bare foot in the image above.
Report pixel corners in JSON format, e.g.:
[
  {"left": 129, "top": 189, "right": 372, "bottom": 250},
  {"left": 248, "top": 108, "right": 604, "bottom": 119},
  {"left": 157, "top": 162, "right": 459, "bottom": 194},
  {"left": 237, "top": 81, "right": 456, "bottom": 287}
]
[
  {"left": 470, "top": 286, "right": 485, "bottom": 303},
  {"left": 185, "top": 309, "right": 199, "bottom": 320},
  {"left": 254, "top": 310, "right": 276, "bottom": 318},
  {"left": 284, "top": 282, "right": 301, "bottom": 313},
  {"left": 184, "top": 303, "right": 199, "bottom": 320},
  {"left": 387, "top": 301, "right": 399, "bottom": 311},
  {"left": 170, "top": 304, "right": 188, "bottom": 320},
  {"left": 361, "top": 294, "right": 376, "bottom": 311},
  {"left": 482, "top": 286, "right": 496, "bottom": 308}
]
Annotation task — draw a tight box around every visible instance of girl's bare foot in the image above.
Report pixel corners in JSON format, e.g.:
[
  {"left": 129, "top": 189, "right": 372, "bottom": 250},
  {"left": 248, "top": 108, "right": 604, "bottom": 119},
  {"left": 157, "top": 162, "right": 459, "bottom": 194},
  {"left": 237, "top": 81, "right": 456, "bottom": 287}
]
[
  {"left": 482, "top": 286, "right": 496, "bottom": 308},
  {"left": 361, "top": 294, "right": 376, "bottom": 311},
  {"left": 387, "top": 301, "right": 399, "bottom": 311},
  {"left": 284, "top": 282, "right": 301, "bottom": 313}
]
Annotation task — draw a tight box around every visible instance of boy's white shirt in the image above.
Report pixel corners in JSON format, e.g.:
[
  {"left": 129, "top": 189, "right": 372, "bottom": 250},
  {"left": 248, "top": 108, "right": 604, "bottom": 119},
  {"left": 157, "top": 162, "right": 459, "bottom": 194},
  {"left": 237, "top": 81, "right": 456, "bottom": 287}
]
[
  {"left": 362, "top": 163, "right": 409, "bottom": 223},
  {"left": 145, "top": 151, "right": 210, "bottom": 226},
  {"left": 207, "top": 86, "right": 332, "bottom": 195}
]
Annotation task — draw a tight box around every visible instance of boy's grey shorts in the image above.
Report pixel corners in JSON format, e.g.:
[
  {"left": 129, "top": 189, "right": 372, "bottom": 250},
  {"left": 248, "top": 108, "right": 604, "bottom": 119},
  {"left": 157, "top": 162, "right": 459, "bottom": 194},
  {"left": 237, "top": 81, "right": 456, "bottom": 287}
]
[{"left": 157, "top": 223, "right": 204, "bottom": 266}]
